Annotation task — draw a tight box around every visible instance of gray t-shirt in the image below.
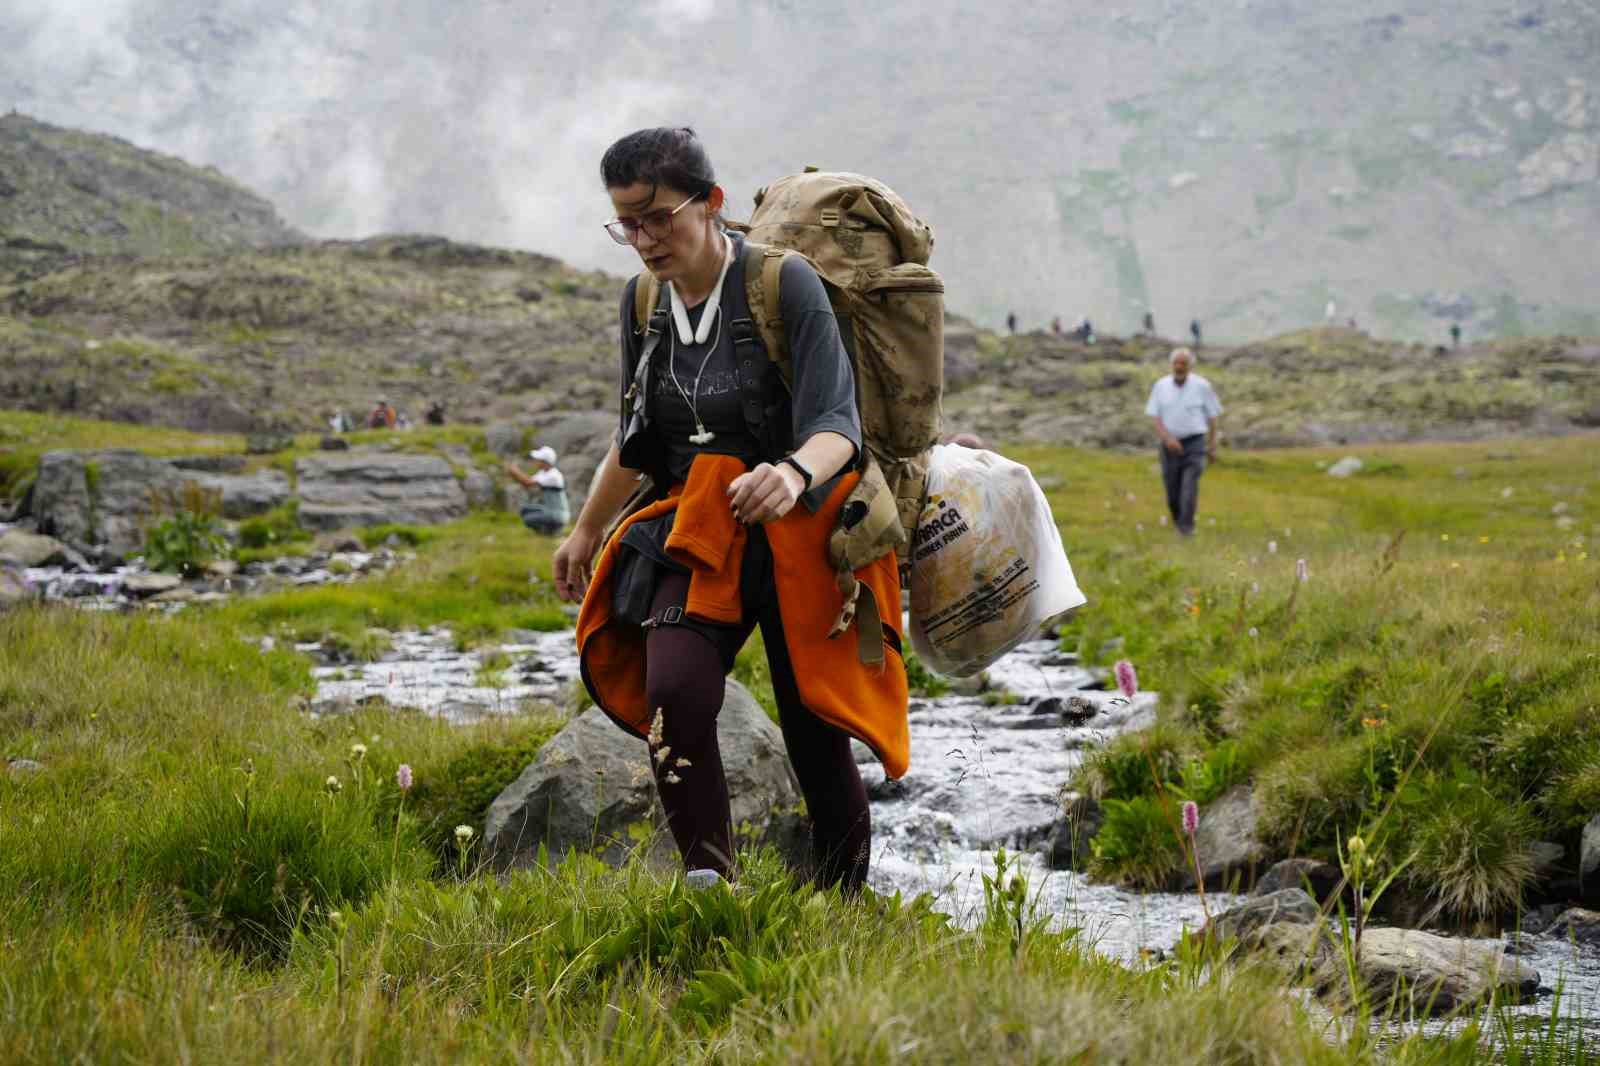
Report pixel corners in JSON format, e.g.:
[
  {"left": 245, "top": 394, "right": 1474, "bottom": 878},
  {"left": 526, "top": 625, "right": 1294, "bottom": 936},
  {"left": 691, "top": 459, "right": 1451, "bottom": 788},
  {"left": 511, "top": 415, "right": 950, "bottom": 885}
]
[{"left": 618, "top": 234, "right": 861, "bottom": 484}]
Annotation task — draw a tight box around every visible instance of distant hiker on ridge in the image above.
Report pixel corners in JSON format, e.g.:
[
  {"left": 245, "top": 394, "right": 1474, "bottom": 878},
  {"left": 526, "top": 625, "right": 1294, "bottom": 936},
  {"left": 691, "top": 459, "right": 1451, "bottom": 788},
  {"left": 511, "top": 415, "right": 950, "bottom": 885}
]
[
  {"left": 1142, "top": 310, "right": 1155, "bottom": 335},
  {"left": 366, "top": 398, "right": 397, "bottom": 429},
  {"left": 1145, "top": 347, "right": 1222, "bottom": 537},
  {"left": 1006, "top": 311, "right": 1017, "bottom": 334},
  {"left": 1451, "top": 322, "right": 1462, "bottom": 349},
  {"left": 1189, "top": 318, "right": 1202, "bottom": 348}
]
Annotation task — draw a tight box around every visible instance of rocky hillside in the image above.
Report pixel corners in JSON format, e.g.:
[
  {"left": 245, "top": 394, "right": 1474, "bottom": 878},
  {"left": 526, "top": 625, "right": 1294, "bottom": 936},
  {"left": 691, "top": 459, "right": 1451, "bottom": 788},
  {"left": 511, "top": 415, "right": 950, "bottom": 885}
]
[
  {"left": 0, "top": 113, "right": 300, "bottom": 278},
  {"left": 4, "top": 234, "right": 1598, "bottom": 449},
  {"left": 1, "top": 236, "right": 618, "bottom": 433},
  {"left": 6, "top": 2, "right": 1599, "bottom": 341},
  {"left": 1, "top": 114, "right": 1596, "bottom": 448},
  {"left": 943, "top": 327, "right": 1600, "bottom": 451}
]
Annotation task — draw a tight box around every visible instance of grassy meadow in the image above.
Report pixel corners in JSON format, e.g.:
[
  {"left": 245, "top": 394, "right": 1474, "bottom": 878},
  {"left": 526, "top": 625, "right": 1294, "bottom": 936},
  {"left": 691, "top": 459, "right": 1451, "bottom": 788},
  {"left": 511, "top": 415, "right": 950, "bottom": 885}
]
[{"left": 2, "top": 423, "right": 1597, "bottom": 1063}]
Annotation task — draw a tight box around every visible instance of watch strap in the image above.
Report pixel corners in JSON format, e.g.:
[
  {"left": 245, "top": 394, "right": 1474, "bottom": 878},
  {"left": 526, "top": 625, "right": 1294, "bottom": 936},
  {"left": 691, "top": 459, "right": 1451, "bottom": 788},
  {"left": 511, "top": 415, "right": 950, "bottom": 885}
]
[{"left": 778, "top": 454, "right": 813, "bottom": 491}]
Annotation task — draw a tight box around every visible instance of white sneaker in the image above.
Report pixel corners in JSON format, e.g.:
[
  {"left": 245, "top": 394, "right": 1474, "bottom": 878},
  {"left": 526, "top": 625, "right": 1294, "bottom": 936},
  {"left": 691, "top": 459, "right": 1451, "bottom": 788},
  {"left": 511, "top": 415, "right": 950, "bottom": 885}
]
[{"left": 685, "top": 868, "right": 725, "bottom": 891}]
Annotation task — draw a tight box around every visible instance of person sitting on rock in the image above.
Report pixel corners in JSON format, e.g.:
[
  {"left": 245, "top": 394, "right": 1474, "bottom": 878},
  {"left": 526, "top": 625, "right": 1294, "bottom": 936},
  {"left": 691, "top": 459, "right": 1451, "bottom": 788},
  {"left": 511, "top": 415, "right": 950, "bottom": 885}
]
[
  {"left": 552, "top": 126, "right": 909, "bottom": 895},
  {"left": 506, "top": 445, "right": 570, "bottom": 535}
]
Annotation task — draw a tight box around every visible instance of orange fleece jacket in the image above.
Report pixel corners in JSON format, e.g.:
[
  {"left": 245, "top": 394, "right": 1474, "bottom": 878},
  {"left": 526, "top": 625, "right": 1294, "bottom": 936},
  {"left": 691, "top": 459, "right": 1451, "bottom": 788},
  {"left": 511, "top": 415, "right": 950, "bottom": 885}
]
[{"left": 576, "top": 453, "right": 910, "bottom": 778}]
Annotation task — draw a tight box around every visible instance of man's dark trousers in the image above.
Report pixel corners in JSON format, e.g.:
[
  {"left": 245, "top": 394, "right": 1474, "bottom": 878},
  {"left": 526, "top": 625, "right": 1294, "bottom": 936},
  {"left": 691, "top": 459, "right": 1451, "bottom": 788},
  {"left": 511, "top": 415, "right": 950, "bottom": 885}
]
[{"left": 1160, "top": 434, "right": 1208, "bottom": 535}]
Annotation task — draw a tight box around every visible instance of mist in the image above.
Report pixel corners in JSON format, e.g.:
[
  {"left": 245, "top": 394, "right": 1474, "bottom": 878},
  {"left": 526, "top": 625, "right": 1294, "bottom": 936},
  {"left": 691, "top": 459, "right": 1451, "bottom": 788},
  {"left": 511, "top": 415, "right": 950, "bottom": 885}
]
[{"left": 6, "top": 0, "right": 1599, "bottom": 340}]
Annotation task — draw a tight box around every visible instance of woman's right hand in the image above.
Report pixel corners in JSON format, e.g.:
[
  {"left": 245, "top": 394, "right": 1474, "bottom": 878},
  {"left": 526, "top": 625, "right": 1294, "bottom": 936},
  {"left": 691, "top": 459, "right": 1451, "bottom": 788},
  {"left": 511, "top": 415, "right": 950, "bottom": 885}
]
[{"left": 552, "top": 527, "right": 602, "bottom": 603}]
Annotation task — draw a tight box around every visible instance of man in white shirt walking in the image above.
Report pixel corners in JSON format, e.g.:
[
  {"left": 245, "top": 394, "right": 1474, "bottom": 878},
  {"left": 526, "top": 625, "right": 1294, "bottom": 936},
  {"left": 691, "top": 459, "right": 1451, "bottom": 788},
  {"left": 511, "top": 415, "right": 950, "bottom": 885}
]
[{"left": 1144, "top": 347, "right": 1222, "bottom": 536}]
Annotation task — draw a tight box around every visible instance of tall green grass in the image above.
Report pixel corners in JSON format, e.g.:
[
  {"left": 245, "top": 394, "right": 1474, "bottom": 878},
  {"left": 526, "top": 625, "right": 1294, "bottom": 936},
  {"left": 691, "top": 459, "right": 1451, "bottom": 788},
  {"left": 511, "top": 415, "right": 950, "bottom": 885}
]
[
  {"left": 1, "top": 433, "right": 1597, "bottom": 1062},
  {"left": 1039, "top": 434, "right": 1600, "bottom": 923}
]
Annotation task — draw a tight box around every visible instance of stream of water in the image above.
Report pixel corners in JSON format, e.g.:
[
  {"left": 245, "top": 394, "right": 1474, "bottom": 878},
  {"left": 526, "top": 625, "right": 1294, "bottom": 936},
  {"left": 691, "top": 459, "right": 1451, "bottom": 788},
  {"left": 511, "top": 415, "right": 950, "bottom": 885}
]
[{"left": 303, "top": 625, "right": 1599, "bottom": 1043}]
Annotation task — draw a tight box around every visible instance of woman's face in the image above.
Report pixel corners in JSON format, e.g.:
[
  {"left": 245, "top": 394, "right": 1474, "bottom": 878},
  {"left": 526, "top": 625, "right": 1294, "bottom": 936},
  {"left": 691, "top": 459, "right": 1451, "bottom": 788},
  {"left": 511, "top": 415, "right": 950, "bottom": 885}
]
[{"left": 607, "top": 181, "right": 723, "bottom": 285}]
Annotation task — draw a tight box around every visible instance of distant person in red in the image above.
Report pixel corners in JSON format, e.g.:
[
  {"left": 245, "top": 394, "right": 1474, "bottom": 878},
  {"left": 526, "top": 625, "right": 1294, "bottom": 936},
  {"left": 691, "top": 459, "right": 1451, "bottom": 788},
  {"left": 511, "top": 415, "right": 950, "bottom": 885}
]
[
  {"left": 366, "top": 399, "right": 397, "bottom": 429},
  {"left": 1051, "top": 316, "right": 1062, "bottom": 335}
]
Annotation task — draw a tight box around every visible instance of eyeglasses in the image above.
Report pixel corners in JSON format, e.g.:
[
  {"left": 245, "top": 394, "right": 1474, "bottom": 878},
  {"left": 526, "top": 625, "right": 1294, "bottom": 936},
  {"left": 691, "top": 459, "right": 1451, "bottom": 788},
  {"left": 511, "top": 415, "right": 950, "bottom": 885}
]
[{"left": 604, "top": 194, "right": 700, "bottom": 246}]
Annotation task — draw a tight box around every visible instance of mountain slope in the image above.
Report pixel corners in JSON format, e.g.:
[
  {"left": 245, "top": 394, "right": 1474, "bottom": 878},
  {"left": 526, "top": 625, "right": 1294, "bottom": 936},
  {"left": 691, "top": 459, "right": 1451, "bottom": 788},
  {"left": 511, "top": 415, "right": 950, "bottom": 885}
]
[
  {"left": 5, "top": 1, "right": 1599, "bottom": 341},
  {"left": 0, "top": 113, "right": 300, "bottom": 277}
]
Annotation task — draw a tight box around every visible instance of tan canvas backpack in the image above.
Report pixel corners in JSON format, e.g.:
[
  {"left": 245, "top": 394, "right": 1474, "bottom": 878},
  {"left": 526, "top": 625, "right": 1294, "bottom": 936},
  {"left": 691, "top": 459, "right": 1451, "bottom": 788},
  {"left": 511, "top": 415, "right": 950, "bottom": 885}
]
[{"left": 633, "top": 168, "right": 945, "bottom": 665}]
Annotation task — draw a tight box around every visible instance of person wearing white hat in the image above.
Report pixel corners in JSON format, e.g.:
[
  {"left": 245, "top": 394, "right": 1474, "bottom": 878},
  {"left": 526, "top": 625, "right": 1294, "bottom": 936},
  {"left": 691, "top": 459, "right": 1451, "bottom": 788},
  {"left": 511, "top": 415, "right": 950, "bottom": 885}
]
[{"left": 506, "top": 445, "right": 570, "bottom": 534}]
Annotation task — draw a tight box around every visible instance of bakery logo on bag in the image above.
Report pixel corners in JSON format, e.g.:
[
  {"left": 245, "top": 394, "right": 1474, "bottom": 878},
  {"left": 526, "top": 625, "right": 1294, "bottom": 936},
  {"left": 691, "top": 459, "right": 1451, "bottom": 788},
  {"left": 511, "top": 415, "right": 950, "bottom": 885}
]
[{"left": 912, "top": 497, "right": 970, "bottom": 561}]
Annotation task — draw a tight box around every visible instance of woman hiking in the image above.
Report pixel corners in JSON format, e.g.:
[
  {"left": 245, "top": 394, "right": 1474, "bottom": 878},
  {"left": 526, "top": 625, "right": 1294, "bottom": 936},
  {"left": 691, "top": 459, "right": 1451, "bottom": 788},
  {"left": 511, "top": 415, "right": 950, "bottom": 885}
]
[{"left": 551, "top": 127, "right": 909, "bottom": 893}]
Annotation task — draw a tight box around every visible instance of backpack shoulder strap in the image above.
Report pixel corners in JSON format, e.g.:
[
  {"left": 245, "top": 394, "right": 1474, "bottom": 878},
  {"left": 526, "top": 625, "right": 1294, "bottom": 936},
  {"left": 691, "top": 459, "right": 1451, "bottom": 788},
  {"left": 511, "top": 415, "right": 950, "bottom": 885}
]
[
  {"left": 632, "top": 271, "right": 662, "bottom": 335},
  {"left": 741, "top": 242, "right": 792, "bottom": 389}
]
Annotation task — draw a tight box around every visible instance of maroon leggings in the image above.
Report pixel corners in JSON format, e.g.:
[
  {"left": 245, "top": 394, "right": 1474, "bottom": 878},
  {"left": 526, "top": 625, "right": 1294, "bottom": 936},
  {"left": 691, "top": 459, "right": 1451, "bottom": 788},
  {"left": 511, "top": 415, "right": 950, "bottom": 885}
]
[{"left": 644, "top": 569, "right": 871, "bottom": 891}]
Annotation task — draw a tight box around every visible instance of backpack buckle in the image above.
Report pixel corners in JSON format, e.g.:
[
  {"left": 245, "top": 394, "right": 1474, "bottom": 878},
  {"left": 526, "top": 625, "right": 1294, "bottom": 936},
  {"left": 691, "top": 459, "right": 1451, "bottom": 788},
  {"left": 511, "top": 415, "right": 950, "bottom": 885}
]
[
  {"left": 641, "top": 605, "right": 684, "bottom": 630},
  {"left": 819, "top": 208, "right": 840, "bottom": 227},
  {"left": 729, "top": 317, "right": 758, "bottom": 347}
]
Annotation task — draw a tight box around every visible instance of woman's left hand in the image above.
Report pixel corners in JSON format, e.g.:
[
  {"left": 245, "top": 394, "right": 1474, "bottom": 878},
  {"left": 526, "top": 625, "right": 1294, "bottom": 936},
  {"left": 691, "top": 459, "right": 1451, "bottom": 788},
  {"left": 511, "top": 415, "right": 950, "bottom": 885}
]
[{"left": 727, "top": 463, "right": 804, "bottom": 525}]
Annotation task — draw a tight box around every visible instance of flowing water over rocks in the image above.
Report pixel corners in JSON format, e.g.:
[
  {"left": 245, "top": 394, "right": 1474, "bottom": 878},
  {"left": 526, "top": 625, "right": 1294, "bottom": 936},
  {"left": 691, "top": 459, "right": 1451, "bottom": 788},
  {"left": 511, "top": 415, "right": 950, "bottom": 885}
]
[
  {"left": 305, "top": 625, "right": 1239, "bottom": 958},
  {"left": 307, "top": 627, "right": 580, "bottom": 722},
  {"left": 301, "top": 624, "right": 1600, "bottom": 1036},
  {"left": 859, "top": 638, "right": 1246, "bottom": 961}
]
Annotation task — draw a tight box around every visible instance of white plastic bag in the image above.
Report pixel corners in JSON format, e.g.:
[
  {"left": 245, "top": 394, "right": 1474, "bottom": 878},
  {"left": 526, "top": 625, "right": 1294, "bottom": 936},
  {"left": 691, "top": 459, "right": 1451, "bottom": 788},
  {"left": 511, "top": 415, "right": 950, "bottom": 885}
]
[{"left": 908, "top": 444, "right": 1086, "bottom": 677}]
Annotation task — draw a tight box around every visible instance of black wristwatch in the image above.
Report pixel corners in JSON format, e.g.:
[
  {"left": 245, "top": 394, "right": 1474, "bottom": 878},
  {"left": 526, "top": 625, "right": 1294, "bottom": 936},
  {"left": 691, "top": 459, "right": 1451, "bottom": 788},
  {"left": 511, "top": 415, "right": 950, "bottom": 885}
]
[{"left": 778, "top": 454, "right": 813, "bottom": 491}]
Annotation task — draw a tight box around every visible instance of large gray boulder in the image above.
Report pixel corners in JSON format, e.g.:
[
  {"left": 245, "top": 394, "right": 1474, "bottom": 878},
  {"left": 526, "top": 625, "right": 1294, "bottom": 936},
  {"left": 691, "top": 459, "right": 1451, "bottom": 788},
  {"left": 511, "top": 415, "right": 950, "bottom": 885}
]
[
  {"left": 1581, "top": 813, "right": 1600, "bottom": 900},
  {"left": 1253, "top": 857, "right": 1345, "bottom": 903},
  {"left": 1346, "top": 928, "right": 1540, "bottom": 1014},
  {"left": 188, "top": 469, "right": 291, "bottom": 519},
  {"left": 485, "top": 680, "right": 801, "bottom": 869},
  {"left": 0, "top": 530, "right": 81, "bottom": 568},
  {"left": 295, "top": 451, "right": 467, "bottom": 530},
  {"left": 1208, "top": 887, "right": 1321, "bottom": 943},
  {"left": 1547, "top": 907, "right": 1600, "bottom": 948},
  {"left": 1214, "top": 894, "right": 1541, "bottom": 1016},
  {"left": 0, "top": 567, "right": 38, "bottom": 610},
  {"left": 31, "top": 449, "right": 187, "bottom": 560},
  {"left": 1176, "top": 785, "right": 1271, "bottom": 891},
  {"left": 1043, "top": 794, "right": 1103, "bottom": 871}
]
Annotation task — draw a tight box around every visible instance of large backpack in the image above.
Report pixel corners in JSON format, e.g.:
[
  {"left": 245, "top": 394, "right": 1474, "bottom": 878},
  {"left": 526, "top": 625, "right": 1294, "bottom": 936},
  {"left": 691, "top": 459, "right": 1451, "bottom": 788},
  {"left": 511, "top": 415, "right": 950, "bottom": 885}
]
[{"left": 633, "top": 169, "right": 945, "bottom": 665}]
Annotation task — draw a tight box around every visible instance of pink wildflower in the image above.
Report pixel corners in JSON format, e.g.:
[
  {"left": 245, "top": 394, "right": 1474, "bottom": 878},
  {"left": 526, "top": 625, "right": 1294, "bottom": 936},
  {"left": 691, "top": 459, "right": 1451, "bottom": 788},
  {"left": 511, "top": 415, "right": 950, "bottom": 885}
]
[
  {"left": 395, "top": 764, "right": 413, "bottom": 791},
  {"left": 1114, "top": 660, "right": 1138, "bottom": 699},
  {"left": 1181, "top": 800, "right": 1199, "bottom": 835}
]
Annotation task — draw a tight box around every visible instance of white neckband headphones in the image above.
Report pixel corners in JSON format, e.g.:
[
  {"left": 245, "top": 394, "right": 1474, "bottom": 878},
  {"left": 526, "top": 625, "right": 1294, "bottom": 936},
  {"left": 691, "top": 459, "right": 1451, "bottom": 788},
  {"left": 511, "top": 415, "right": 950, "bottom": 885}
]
[{"left": 665, "top": 232, "right": 734, "bottom": 346}]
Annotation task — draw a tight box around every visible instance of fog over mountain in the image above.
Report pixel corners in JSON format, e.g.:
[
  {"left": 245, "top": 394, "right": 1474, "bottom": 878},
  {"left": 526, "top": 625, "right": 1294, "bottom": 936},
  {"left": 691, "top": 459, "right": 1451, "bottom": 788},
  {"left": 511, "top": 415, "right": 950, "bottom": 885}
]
[{"left": 6, "top": 0, "right": 1599, "bottom": 341}]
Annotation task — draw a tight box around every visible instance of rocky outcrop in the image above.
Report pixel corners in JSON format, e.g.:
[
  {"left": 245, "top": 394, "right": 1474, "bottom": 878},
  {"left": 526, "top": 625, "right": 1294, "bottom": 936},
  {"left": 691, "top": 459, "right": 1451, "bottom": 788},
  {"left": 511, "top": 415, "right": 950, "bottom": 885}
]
[
  {"left": 294, "top": 451, "right": 467, "bottom": 530},
  {"left": 187, "top": 469, "right": 291, "bottom": 519},
  {"left": 1176, "top": 785, "right": 1270, "bottom": 891},
  {"left": 31, "top": 449, "right": 187, "bottom": 560},
  {"left": 27, "top": 449, "right": 294, "bottom": 557},
  {"left": 484, "top": 680, "right": 801, "bottom": 869}
]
